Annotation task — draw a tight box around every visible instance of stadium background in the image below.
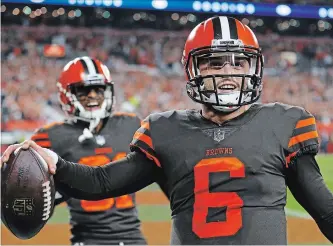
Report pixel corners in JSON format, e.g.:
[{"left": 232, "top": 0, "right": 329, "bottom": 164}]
[{"left": 1, "top": 0, "right": 333, "bottom": 244}]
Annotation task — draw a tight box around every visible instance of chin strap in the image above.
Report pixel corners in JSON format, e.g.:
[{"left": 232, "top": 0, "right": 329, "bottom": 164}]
[{"left": 78, "top": 118, "right": 101, "bottom": 143}]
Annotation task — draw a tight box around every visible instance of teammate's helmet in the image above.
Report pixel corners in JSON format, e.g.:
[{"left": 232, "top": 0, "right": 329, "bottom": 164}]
[
  {"left": 182, "top": 16, "right": 264, "bottom": 112},
  {"left": 57, "top": 56, "right": 114, "bottom": 121}
]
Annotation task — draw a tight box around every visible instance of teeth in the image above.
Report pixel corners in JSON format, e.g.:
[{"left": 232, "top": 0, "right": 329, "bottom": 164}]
[
  {"left": 219, "top": 84, "right": 236, "bottom": 90},
  {"left": 87, "top": 102, "right": 99, "bottom": 107}
]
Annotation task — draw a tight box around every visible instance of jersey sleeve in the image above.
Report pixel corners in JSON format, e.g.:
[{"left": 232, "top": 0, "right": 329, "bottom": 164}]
[
  {"left": 130, "top": 116, "right": 161, "bottom": 168},
  {"left": 285, "top": 109, "right": 319, "bottom": 167},
  {"left": 31, "top": 128, "right": 52, "bottom": 149}
]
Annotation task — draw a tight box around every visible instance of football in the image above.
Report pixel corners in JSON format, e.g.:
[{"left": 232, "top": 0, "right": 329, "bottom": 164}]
[{"left": 1, "top": 147, "right": 55, "bottom": 239}]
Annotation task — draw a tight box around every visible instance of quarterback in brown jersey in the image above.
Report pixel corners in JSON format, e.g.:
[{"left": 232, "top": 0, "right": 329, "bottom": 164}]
[
  {"left": 2, "top": 17, "right": 333, "bottom": 245},
  {"left": 29, "top": 56, "right": 168, "bottom": 245}
]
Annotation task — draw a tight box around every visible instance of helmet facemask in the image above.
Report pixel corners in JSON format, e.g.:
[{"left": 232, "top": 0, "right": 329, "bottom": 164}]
[{"left": 185, "top": 43, "right": 263, "bottom": 112}]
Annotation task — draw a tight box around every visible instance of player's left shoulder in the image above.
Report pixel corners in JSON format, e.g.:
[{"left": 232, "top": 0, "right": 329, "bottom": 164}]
[{"left": 260, "top": 102, "right": 315, "bottom": 124}]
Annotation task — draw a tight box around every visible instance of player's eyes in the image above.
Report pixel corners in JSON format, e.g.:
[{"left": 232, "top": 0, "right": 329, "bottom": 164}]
[
  {"left": 75, "top": 86, "right": 105, "bottom": 97},
  {"left": 234, "top": 59, "right": 247, "bottom": 69},
  {"left": 209, "top": 62, "right": 224, "bottom": 69}
]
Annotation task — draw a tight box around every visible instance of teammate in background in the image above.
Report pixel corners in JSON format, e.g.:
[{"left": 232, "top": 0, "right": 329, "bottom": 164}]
[
  {"left": 30, "top": 56, "right": 167, "bottom": 245},
  {"left": 2, "top": 17, "right": 333, "bottom": 244}
]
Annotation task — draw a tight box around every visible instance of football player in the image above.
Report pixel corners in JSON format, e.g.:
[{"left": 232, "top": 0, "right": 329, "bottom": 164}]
[
  {"left": 29, "top": 56, "right": 168, "bottom": 245},
  {"left": 2, "top": 17, "right": 333, "bottom": 244}
]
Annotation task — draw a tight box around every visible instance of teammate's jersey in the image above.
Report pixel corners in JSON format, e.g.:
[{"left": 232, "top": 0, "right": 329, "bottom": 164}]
[
  {"left": 32, "top": 113, "right": 146, "bottom": 245},
  {"left": 130, "top": 103, "right": 319, "bottom": 245}
]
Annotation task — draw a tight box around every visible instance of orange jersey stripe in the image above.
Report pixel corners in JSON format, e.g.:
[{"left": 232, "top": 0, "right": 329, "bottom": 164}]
[
  {"left": 295, "top": 117, "right": 315, "bottom": 129},
  {"left": 31, "top": 133, "right": 49, "bottom": 140},
  {"left": 131, "top": 145, "right": 161, "bottom": 167},
  {"left": 285, "top": 151, "right": 297, "bottom": 167},
  {"left": 113, "top": 112, "right": 137, "bottom": 118},
  {"left": 35, "top": 141, "right": 51, "bottom": 148},
  {"left": 288, "top": 131, "right": 318, "bottom": 148},
  {"left": 133, "top": 131, "right": 153, "bottom": 149},
  {"left": 140, "top": 121, "right": 150, "bottom": 131}
]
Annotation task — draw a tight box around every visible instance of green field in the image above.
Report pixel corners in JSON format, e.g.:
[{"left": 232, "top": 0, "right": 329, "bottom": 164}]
[{"left": 49, "top": 183, "right": 172, "bottom": 224}]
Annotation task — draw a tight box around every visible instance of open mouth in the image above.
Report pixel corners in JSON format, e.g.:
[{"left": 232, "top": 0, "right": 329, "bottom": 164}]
[
  {"left": 217, "top": 82, "right": 238, "bottom": 92},
  {"left": 86, "top": 102, "right": 100, "bottom": 111}
]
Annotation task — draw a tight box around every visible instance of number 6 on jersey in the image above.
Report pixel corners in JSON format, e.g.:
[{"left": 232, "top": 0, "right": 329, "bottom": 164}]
[{"left": 193, "top": 157, "right": 245, "bottom": 238}]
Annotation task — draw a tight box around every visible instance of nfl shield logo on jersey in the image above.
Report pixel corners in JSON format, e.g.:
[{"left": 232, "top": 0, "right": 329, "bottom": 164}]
[{"left": 213, "top": 129, "right": 225, "bottom": 142}]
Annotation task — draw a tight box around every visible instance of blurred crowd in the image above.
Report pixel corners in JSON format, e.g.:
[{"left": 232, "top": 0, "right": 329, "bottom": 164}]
[{"left": 1, "top": 25, "right": 333, "bottom": 152}]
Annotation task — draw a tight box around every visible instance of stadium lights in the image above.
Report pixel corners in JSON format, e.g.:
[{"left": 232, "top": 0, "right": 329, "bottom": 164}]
[
  {"left": 221, "top": 2, "right": 228, "bottom": 12},
  {"left": 318, "top": 7, "right": 333, "bottom": 18},
  {"left": 276, "top": 4, "right": 292, "bottom": 17},
  {"left": 85, "top": 0, "right": 94, "bottom": 6},
  {"left": 30, "top": 0, "right": 45, "bottom": 3},
  {"left": 328, "top": 8, "right": 333, "bottom": 18},
  {"left": 319, "top": 8, "right": 328, "bottom": 18},
  {"left": 211, "top": 2, "right": 220, "bottom": 12},
  {"left": 113, "top": 0, "right": 122, "bottom": 7},
  {"left": 192, "top": 1, "right": 201, "bottom": 11},
  {"left": 236, "top": 4, "right": 246, "bottom": 14},
  {"left": 246, "top": 4, "right": 255, "bottom": 14},
  {"left": 152, "top": 0, "right": 167, "bottom": 10},
  {"left": 192, "top": 1, "right": 255, "bottom": 15},
  {"left": 103, "top": 0, "right": 112, "bottom": 6},
  {"left": 201, "top": 1, "right": 211, "bottom": 12},
  {"left": 67, "top": 0, "right": 118, "bottom": 7},
  {"left": 229, "top": 3, "right": 236, "bottom": 13}
]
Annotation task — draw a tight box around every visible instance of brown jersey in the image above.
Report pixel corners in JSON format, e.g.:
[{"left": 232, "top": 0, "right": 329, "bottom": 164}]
[
  {"left": 130, "top": 103, "right": 319, "bottom": 244},
  {"left": 32, "top": 113, "right": 147, "bottom": 245}
]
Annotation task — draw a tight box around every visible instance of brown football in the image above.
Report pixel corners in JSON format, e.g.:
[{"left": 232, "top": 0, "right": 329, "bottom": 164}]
[{"left": 1, "top": 147, "right": 55, "bottom": 239}]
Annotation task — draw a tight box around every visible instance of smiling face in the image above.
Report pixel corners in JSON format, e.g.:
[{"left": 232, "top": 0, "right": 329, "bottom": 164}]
[
  {"left": 198, "top": 53, "right": 251, "bottom": 93},
  {"left": 73, "top": 85, "right": 106, "bottom": 112}
]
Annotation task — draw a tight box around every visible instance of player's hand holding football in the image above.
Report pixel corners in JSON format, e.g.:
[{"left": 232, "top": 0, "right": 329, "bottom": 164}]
[{"left": 1, "top": 140, "right": 58, "bottom": 174}]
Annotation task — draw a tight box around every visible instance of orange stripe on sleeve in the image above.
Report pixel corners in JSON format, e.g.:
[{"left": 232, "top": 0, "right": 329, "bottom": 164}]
[
  {"left": 35, "top": 141, "right": 51, "bottom": 148},
  {"left": 134, "top": 146, "right": 161, "bottom": 167},
  {"left": 31, "top": 133, "right": 49, "bottom": 140},
  {"left": 133, "top": 131, "right": 153, "bottom": 149},
  {"left": 285, "top": 151, "right": 297, "bottom": 167},
  {"left": 141, "top": 121, "right": 150, "bottom": 131},
  {"left": 295, "top": 117, "right": 315, "bottom": 129},
  {"left": 288, "top": 131, "right": 318, "bottom": 148}
]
